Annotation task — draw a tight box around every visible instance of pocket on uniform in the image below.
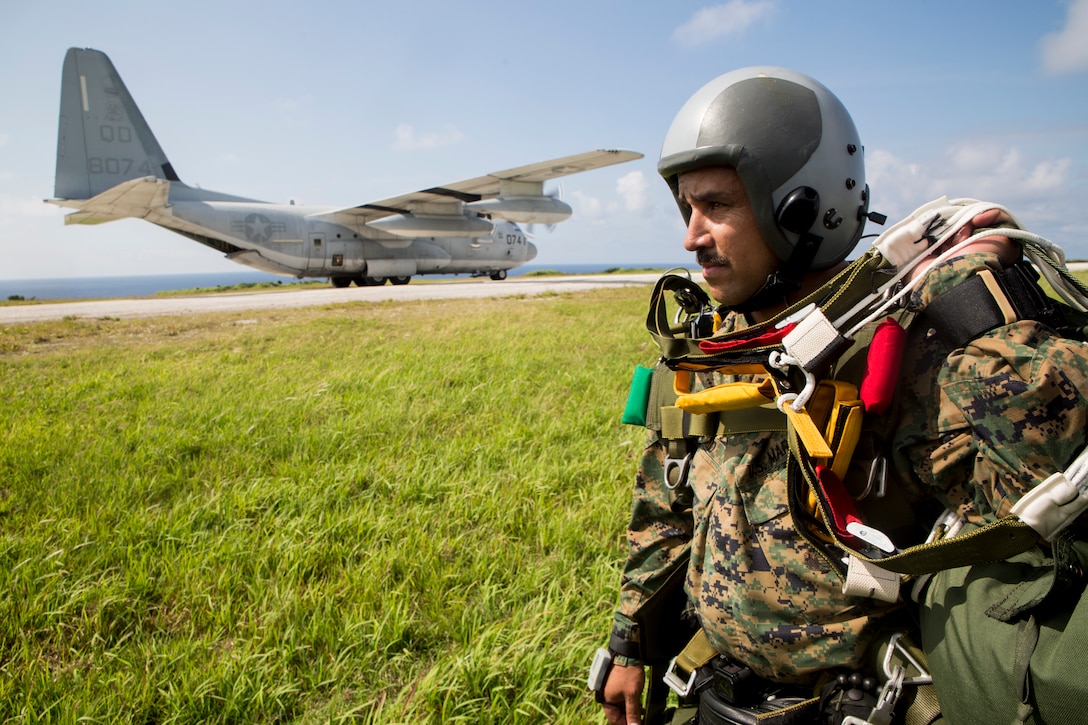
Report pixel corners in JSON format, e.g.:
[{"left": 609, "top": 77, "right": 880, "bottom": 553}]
[
  {"left": 730, "top": 436, "right": 791, "bottom": 525},
  {"left": 928, "top": 429, "right": 973, "bottom": 481}
]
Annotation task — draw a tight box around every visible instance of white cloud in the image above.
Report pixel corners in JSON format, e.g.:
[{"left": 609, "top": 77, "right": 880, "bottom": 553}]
[
  {"left": 1041, "top": 0, "right": 1088, "bottom": 74},
  {"left": 863, "top": 142, "right": 1081, "bottom": 255},
  {"left": 934, "top": 142, "right": 1067, "bottom": 202},
  {"left": 571, "top": 189, "right": 603, "bottom": 218},
  {"left": 672, "top": 0, "right": 777, "bottom": 48},
  {"left": 1024, "top": 157, "right": 1073, "bottom": 192},
  {"left": 391, "top": 123, "right": 465, "bottom": 151},
  {"left": 616, "top": 171, "right": 651, "bottom": 213}
]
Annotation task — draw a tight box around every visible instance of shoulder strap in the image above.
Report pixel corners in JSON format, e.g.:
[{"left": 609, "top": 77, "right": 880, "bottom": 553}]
[{"left": 924, "top": 259, "right": 1055, "bottom": 348}]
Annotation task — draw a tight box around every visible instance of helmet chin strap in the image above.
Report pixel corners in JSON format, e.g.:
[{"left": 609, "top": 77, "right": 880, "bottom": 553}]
[{"left": 726, "top": 230, "right": 823, "bottom": 314}]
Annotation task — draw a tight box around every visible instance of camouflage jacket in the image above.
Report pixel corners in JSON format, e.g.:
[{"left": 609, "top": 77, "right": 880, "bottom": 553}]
[{"left": 614, "top": 252, "right": 1088, "bottom": 683}]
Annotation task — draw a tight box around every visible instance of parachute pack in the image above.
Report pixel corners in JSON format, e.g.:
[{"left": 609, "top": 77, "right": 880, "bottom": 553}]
[{"left": 625, "top": 197, "right": 1088, "bottom": 724}]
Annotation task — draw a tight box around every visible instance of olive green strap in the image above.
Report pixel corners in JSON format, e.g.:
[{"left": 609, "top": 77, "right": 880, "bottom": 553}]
[
  {"left": 904, "top": 682, "right": 944, "bottom": 725},
  {"left": 787, "top": 423, "right": 1041, "bottom": 576},
  {"left": 717, "top": 405, "right": 786, "bottom": 435},
  {"left": 646, "top": 249, "right": 895, "bottom": 371},
  {"left": 660, "top": 406, "right": 719, "bottom": 441},
  {"left": 671, "top": 628, "right": 718, "bottom": 680},
  {"left": 866, "top": 519, "right": 1041, "bottom": 577}
]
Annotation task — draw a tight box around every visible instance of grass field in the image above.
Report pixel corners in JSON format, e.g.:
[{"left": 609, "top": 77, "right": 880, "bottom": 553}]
[
  {"left": 0, "top": 286, "right": 657, "bottom": 724},
  {"left": 8, "top": 262, "right": 1086, "bottom": 724}
]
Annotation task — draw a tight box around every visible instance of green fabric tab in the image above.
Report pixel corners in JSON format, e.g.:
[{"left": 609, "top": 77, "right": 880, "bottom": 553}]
[
  {"left": 660, "top": 406, "right": 687, "bottom": 441},
  {"left": 621, "top": 365, "right": 654, "bottom": 426}
]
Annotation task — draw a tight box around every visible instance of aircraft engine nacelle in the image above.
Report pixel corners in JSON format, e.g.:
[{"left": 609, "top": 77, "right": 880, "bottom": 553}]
[
  {"left": 366, "top": 213, "right": 493, "bottom": 238},
  {"left": 465, "top": 196, "right": 573, "bottom": 225}
]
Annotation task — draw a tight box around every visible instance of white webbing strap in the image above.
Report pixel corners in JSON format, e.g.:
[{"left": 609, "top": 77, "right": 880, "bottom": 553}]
[
  {"left": 836, "top": 197, "right": 1028, "bottom": 338},
  {"left": 1011, "top": 443, "right": 1088, "bottom": 540}
]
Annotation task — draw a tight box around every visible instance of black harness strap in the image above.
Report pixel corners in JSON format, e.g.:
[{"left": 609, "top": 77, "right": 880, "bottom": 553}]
[{"left": 924, "top": 260, "right": 1054, "bottom": 348}]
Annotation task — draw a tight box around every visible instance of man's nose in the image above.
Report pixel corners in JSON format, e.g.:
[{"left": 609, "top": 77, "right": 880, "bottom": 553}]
[{"left": 683, "top": 209, "right": 712, "bottom": 252}]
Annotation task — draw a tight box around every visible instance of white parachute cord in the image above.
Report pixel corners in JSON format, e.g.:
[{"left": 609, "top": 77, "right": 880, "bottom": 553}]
[
  {"left": 832, "top": 199, "right": 1018, "bottom": 335},
  {"left": 841, "top": 231, "right": 993, "bottom": 339},
  {"left": 1018, "top": 231, "right": 1088, "bottom": 312},
  {"left": 841, "top": 225, "right": 1088, "bottom": 335},
  {"left": 1067, "top": 443, "right": 1088, "bottom": 490}
]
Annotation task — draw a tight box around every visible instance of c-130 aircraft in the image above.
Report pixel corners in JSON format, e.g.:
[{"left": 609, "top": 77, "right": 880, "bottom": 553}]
[{"left": 47, "top": 48, "right": 642, "bottom": 287}]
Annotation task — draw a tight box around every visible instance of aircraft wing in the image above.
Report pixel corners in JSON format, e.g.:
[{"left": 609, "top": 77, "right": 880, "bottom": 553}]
[
  {"left": 311, "top": 149, "right": 642, "bottom": 224},
  {"left": 46, "top": 175, "right": 171, "bottom": 225}
]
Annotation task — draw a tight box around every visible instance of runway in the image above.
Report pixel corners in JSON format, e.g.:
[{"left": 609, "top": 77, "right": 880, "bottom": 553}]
[
  {"left": 8, "top": 259, "right": 1079, "bottom": 326},
  {"left": 0, "top": 273, "right": 667, "bottom": 324}
]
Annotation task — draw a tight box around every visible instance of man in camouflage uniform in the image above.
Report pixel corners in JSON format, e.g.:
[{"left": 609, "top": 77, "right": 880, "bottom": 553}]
[{"left": 595, "top": 67, "right": 1088, "bottom": 725}]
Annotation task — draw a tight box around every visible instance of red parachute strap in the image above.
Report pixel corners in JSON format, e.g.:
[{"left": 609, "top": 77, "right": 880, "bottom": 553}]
[{"left": 697, "top": 322, "right": 796, "bottom": 353}]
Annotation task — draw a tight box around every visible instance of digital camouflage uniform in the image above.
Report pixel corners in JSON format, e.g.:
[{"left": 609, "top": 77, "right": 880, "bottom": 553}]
[{"left": 613, "top": 251, "right": 1088, "bottom": 685}]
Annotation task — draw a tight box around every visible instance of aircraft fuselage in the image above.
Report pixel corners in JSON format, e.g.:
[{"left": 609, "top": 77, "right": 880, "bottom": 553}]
[{"left": 149, "top": 197, "right": 536, "bottom": 281}]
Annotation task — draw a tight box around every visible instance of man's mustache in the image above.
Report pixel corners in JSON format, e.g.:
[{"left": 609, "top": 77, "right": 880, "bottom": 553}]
[{"left": 696, "top": 250, "right": 729, "bottom": 267}]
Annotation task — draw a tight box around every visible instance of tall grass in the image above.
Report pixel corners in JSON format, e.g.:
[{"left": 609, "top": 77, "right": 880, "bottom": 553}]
[{"left": 0, "top": 288, "right": 657, "bottom": 724}]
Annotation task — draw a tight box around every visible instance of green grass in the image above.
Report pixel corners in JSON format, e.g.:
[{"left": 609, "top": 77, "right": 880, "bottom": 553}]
[{"left": 0, "top": 288, "right": 659, "bottom": 724}]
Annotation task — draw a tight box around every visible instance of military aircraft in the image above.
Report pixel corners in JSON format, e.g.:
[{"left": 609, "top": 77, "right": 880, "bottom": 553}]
[{"left": 47, "top": 48, "right": 642, "bottom": 287}]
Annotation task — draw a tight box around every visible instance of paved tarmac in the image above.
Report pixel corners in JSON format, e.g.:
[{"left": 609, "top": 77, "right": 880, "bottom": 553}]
[
  {"left": 0, "top": 273, "right": 670, "bottom": 324},
  {"left": 8, "top": 260, "right": 1080, "bottom": 326}
]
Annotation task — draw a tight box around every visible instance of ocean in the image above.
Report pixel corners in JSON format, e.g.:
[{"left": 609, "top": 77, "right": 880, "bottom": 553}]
[{"left": 0, "top": 264, "right": 675, "bottom": 301}]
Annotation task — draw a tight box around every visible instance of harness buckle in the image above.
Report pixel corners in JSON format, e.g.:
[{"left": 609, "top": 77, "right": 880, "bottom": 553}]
[
  {"left": 882, "top": 632, "right": 931, "bottom": 687},
  {"left": 663, "top": 656, "right": 698, "bottom": 697},
  {"left": 857, "top": 455, "right": 888, "bottom": 500},
  {"left": 664, "top": 452, "right": 694, "bottom": 490},
  {"left": 840, "top": 632, "right": 931, "bottom": 725}
]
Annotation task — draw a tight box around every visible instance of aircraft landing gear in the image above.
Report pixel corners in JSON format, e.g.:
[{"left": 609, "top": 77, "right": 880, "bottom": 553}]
[
  {"left": 390, "top": 276, "right": 411, "bottom": 286},
  {"left": 490, "top": 270, "right": 507, "bottom": 281},
  {"left": 331, "top": 277, "right": 352, "bottom": 288}
]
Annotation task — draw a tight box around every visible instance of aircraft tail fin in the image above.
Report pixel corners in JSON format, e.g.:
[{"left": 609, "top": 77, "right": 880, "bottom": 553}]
[{"left": 54, "top": 47, "right": 181, "bottom": 201}]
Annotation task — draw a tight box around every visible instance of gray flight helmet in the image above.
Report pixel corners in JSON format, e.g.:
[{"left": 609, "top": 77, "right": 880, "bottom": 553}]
[{"left": 659, "top": 67, "right": 870, "bottom": 271}]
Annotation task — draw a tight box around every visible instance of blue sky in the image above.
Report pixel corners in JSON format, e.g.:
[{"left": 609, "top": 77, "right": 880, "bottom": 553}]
[{"left": 1, "top": 0, "right": 1086, "bottom": 279}]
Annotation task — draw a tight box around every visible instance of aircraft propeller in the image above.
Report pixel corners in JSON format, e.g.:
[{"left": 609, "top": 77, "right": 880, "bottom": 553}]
[{"left": 526, "top": 184, "right": 565, "bottom": 238}]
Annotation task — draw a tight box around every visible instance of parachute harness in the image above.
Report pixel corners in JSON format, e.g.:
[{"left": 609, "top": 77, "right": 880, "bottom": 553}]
[{"left": 647, "top": 196, "right": 1088, "bottom": 584}]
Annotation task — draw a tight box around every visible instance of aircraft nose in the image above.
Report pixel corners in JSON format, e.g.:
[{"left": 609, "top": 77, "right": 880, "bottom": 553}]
[{"left": 526, "top": 240, "right": 538, "bottom": 262}]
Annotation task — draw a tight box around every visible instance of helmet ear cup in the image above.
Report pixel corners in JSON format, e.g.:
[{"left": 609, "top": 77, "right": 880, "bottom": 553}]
[
  {"left": 767, "top": 185, "right": 824, "bottom": 299},
  {"left": 775, "top": 187, "right": 820, "bottom": 235}
]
